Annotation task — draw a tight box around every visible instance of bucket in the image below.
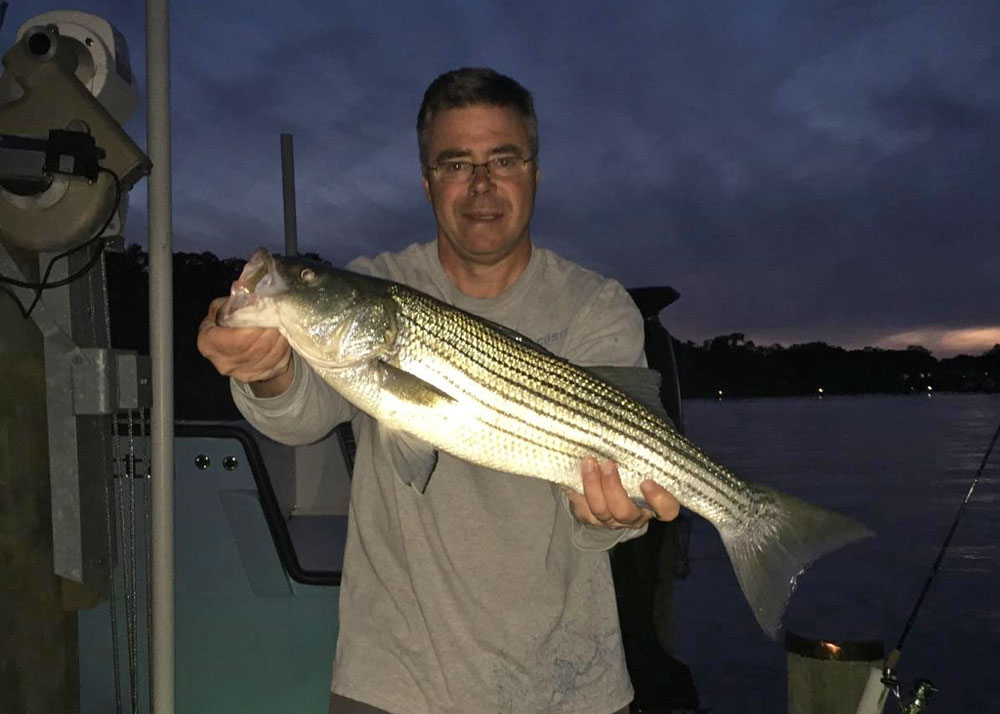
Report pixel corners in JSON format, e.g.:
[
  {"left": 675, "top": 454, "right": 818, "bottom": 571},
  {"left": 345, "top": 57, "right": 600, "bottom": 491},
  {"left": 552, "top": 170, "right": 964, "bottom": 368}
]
[{"left": 786, "top": 632, "right": 884, "bottom": 714}]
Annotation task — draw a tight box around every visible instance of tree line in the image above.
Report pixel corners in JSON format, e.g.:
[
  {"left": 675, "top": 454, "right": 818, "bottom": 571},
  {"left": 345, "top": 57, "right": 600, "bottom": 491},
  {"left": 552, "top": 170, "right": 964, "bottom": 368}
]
[
  {"left": 671, "top": 333, "right": 998, "bottom": 399},
  {"left": 104, "top": 246, "right": 999, "bottom": 419}
]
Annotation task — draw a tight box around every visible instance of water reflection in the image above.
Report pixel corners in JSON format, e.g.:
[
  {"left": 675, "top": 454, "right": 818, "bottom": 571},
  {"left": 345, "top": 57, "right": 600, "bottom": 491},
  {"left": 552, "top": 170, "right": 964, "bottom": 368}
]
[{"left": 673, "top": 393, "right": 1000, "bottom": 714}]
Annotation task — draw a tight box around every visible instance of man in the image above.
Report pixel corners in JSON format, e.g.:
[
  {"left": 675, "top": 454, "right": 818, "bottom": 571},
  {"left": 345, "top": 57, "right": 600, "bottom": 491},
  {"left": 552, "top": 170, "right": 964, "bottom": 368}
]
[{"left": 198, "top": 68, "right": 679, "bottom": 714}]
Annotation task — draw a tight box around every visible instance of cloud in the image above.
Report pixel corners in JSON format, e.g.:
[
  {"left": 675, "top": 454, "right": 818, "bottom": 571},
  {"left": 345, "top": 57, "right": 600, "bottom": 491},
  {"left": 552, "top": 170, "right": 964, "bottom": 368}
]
[
  {"left": 878, "top": 327, "right": 1000, "bottom": 357},
  {"left": 7, "top": 0, "right": 998, "bottom": 352}
]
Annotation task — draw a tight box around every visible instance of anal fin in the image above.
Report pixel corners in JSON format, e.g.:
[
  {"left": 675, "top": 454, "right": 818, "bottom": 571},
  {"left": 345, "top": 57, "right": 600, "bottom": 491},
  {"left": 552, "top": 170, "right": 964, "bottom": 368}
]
[{"left": 376, "top": 424, "right": 439, "bottom": 493}]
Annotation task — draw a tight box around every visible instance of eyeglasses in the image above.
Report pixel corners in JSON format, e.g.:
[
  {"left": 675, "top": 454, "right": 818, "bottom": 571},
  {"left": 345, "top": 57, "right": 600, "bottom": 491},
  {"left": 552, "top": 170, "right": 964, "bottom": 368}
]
[{"left": 425, "top": 155, "right": 536, "bottom": 183}]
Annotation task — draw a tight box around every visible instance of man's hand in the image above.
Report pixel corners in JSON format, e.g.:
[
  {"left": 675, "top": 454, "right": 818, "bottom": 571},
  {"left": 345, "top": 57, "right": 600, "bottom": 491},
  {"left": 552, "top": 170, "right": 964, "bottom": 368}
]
[
  {"left": 564, "top": 456, "right": 681, "bottom": 529},
  {"left": 197, "top": 297, "right": 294, "bottom": 397}
]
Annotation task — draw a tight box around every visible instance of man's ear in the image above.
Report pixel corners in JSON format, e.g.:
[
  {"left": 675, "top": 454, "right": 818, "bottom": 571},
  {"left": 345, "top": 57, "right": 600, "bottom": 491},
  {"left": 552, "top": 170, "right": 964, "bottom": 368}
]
[{"left": 421, "top": 170, "right": 432, "bottom": 203}]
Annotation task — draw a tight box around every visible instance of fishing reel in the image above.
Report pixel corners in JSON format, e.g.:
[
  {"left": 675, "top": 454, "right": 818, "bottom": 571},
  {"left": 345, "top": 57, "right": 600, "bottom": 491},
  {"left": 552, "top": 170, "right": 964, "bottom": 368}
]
[{"left": 882, "top": 668, "right": 937, "bottom": 714}]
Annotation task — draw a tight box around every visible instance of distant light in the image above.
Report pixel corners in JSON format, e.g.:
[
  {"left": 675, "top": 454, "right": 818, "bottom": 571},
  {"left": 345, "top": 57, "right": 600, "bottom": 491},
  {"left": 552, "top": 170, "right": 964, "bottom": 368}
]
[
  {"left": 717, "top": 389, "right": 723, "bottom": 397},
  {"left": 818, "top": 387, "right": 824, "bottom": 394},
  {"left": 819, "top": 641, "right": 842, "bottom": 656},
  {"left": 927, "top": 385, "right": 933, "bottom": 391}
]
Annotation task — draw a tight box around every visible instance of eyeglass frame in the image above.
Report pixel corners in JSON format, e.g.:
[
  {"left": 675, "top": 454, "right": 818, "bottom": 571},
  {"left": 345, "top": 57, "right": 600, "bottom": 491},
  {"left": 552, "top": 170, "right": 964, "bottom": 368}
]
[{"left": 423, "top": 154, "right": 538, "bottom": 182}]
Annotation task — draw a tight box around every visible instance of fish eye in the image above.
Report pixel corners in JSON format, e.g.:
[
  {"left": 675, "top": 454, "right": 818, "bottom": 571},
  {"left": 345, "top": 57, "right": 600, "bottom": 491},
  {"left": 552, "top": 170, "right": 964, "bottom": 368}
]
[{"left": 301, "top": 268, "right": 317, "bottom": 283}]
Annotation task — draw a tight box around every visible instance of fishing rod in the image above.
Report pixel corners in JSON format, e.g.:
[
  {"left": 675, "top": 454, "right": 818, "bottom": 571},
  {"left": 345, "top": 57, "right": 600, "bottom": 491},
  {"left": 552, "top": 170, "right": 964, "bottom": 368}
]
[{"left": 855, "top": 415, "right": 1000, "bottom": 714}]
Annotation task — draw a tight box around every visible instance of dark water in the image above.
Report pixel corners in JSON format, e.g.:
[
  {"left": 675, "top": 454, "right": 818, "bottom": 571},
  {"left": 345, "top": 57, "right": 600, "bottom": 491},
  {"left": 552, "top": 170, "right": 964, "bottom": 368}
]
[{"left": 671, "top": 393, "right": 1000, "bottom": 714}]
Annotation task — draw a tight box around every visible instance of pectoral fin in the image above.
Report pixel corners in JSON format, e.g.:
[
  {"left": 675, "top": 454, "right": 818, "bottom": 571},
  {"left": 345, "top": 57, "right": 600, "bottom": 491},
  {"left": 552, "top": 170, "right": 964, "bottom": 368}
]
[
  {"left": 375, "top": 361, "right": 454, "bottom": 492},
  {"left": 377, "top": 360, "right": 457, "bottom": 407}
]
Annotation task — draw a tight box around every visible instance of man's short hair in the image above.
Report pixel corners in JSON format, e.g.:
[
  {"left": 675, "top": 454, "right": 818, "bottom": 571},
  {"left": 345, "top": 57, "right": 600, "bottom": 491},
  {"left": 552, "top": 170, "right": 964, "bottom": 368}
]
[{"left": 417, "top": 67, "right": 539, "bottom": 165}]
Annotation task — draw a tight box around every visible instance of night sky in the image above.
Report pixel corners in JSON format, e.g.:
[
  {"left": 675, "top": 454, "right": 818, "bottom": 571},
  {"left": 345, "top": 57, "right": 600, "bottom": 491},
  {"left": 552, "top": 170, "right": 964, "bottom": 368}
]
[{"left": 4, "top": 1, "right": 998, "bottom": 355}]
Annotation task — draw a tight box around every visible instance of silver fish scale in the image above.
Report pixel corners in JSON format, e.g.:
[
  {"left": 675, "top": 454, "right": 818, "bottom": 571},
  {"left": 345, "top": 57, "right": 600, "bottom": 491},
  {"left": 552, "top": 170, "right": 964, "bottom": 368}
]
[{"left": 384, "top": 285, "right": 754, "bottom": 528}]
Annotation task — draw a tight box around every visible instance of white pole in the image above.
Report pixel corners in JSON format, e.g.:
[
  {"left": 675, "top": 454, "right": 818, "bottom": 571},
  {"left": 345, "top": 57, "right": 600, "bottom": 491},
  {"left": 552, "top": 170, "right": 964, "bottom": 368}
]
[
  {"left": 146, "top": 1, "right": 174, "bottom": 712},
  {"left": 853, "top": 665, "right": 890, "bottom": 714}
]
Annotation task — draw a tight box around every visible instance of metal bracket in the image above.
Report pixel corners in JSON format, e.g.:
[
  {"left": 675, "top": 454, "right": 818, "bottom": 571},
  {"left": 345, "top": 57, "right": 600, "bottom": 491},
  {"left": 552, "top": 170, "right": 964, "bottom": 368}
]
[
  {"left": 72, "top": 348, "right": 151, "bottom": 414},
  {"left": 0, "top": 242, "right": 150, "bottom": 587}
]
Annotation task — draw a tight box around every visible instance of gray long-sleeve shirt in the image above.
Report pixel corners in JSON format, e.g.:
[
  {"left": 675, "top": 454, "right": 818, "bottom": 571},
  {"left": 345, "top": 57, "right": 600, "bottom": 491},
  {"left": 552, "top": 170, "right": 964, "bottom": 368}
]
[{"left": 232, "top": 241, "right": 647, "bottom": 714}]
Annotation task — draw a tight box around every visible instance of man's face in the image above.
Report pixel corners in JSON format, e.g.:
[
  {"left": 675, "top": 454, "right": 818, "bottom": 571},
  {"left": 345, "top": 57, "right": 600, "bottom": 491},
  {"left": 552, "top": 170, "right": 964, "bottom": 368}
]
[{"left": 421, "top": 104, "right": 539, "bottom": 266}]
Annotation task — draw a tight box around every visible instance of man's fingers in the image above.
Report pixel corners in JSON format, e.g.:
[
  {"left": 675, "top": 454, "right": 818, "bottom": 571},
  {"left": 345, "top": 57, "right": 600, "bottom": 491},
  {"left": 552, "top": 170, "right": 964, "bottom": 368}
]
[
  {"left": 598, "top": 459, "right": 647, "bottom": 527},
  {"left": 196, "top": 295, "right": 292, "bottom": 383},
  {"left": 640, "top": 480, "right": 681, "bottom": 522},
  {"left": 223, "top": 329, "right": 288, "bottom": 382},
  {"left": 581, "top": 456, "right": 612, "bottom": 523},
  {"left": 570, "top": 458, "right": 681, "bottom": 529},
  {"left": 577, "top": 458, "right": 648, "bottom": 529},
  {"left": 207, "top": 296, "right": 227, "bottom": 321},
  {"left": 197, "top": 298, "right": 225, "bottom": 342},
  {"left": 237, "top": 335, "right": 291, "bottom": 383},
  {"left": 264, "top": 335, "right": 292, "bottom": 372}
]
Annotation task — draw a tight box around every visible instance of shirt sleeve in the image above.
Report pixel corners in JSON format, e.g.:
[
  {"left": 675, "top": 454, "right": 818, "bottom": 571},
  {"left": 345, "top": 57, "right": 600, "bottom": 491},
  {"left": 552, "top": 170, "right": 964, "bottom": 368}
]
[
  {"left": 230, "top": 352, "right": 354, "bottom": 446},
  {"left": 558, "top": 277, "right": 651, "bottom": 549}
]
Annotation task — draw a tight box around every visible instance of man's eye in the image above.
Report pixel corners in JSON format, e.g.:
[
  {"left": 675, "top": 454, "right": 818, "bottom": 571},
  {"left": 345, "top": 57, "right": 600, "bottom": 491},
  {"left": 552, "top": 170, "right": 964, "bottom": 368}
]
[
  {"left": 493, "top": 157, "right": 516, "bottom": 169},
  {"left": 444, "top": 162, "right": 468, "bottom": 173}
]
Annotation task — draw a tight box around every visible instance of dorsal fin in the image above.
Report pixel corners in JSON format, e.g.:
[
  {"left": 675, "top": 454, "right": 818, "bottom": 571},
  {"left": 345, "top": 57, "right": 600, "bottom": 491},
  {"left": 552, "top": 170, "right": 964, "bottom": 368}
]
[
  {"left": 586, "top": 366, "right": 675, "bottom": 428},
  {"left": 474, "top": 314, "right": 558, "bottom": 358}
]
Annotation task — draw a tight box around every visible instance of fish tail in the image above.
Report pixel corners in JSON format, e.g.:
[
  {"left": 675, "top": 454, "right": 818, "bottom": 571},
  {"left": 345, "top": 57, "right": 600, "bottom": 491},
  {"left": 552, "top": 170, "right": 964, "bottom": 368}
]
[{"left": 718, "top": 483, "right": 873, "bottom": 639}]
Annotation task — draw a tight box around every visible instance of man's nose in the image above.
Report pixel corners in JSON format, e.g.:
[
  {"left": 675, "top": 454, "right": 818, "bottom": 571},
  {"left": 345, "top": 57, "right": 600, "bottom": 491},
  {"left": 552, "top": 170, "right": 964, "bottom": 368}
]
[{"left": 469, "top": 163, "right": 495, "bottom": 193}]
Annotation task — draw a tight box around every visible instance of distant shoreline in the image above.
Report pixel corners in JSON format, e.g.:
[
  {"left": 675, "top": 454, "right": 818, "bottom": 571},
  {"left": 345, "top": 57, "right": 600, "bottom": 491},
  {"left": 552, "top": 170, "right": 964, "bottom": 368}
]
[{"left": 669, "top": 333, "right": 998, "bottom": 400}]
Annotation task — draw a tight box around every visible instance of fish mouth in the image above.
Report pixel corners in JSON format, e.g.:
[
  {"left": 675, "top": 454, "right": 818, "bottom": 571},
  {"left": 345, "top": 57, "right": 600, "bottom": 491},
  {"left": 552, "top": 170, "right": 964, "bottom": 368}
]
[
  {"left": 238, "top": 248, "right": 272, "bottom": 292},
  {"left": 217, "top": 248, "right": 282, "bottom": 326}
]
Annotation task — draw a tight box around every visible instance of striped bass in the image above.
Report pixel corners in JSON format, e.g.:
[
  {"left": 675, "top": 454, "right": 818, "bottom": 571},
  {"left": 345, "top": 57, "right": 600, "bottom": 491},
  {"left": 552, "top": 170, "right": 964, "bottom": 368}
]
[{"left": 218, "top": 248, "right": 872, "bottom": 638}]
